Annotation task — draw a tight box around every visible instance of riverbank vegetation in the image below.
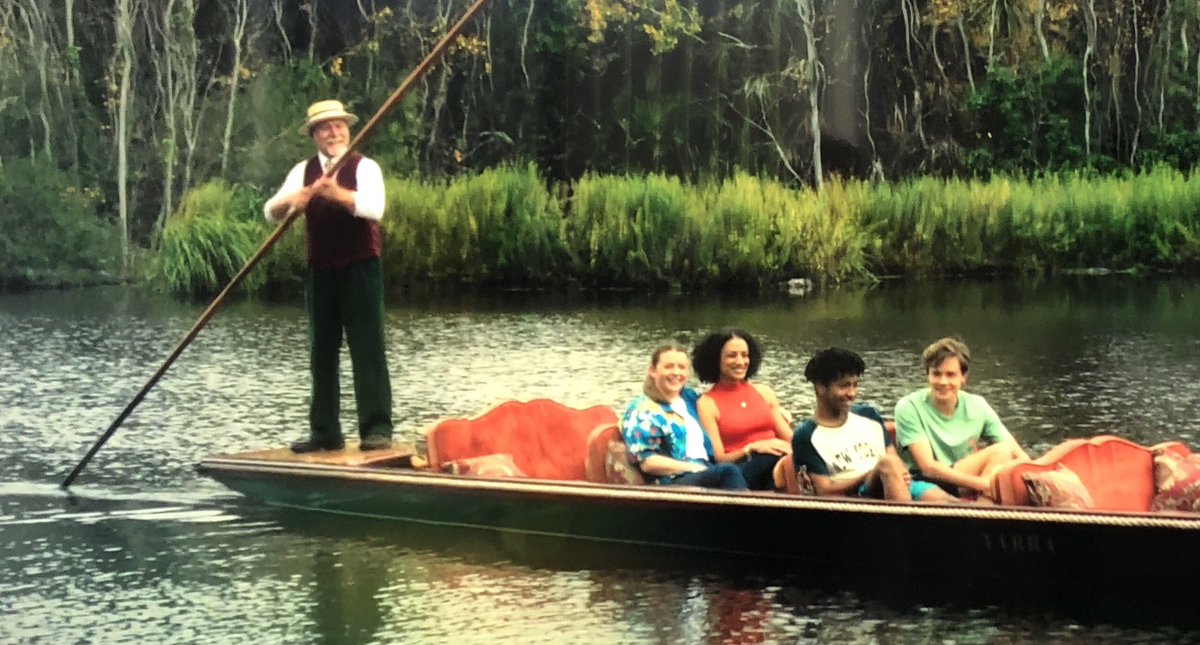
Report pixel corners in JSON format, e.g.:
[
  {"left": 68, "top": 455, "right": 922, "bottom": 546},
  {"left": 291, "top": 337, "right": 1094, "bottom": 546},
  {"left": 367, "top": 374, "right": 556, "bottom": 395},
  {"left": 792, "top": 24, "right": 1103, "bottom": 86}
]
[
  {"left": 6, "top": 1, "right": 1200, "bottom": 291},
  {"left": 0, "top": 159, "right": 121, "bottom": 290},
  {"left": 149, "top": 166, "right": 1200, "bottom": 296}
]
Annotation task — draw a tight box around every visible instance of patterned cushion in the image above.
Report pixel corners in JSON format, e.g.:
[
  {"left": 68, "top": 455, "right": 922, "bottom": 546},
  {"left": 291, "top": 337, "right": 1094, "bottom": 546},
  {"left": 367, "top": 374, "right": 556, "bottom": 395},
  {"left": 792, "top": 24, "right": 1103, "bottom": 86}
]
[
  {"left": 443, "top": 453, "right": 527, "bottom": 478},
  {"left": 1152, "top": 450, "right": 1200, "bottom": 512},
  {"left": 604, "top": 440, "right": 646, "bottom": 485},
  {"left": 1022, "top": 464, "right": 1094, "bottom": 509}
]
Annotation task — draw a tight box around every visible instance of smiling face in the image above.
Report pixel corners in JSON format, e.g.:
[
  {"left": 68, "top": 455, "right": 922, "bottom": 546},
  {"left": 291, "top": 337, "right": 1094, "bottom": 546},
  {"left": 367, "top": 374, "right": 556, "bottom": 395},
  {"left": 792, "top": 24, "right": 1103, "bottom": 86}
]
[
  {"left": 927, "top": 355, "right": 967, "bottom": 410},
  {"left": 310, "top": 118, "right": 351, "bottom": 159},
  {"left": 718, "top": 336, "right": 751, "bottom": 383},
  {"left": 648, "top": 349, "right": 690, "bottom": 399},
  {"left": 815, "top": 374, "right": 860, "bottom": 418}
]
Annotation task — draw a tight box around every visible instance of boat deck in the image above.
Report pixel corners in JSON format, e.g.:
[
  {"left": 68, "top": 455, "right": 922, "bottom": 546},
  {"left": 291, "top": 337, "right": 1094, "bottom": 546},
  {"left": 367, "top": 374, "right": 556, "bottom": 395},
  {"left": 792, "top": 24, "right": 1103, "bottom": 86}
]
[{"left": 215, "top": 442, "right": 418, "bottom": 468}]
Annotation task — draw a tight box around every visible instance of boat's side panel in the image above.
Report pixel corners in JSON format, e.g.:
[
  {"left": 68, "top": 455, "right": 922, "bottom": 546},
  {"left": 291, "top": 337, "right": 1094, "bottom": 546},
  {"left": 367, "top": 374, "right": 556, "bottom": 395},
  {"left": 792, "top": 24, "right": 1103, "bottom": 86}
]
[{"left": 201, "top": 462, "right": 1200, "bottom": 591}]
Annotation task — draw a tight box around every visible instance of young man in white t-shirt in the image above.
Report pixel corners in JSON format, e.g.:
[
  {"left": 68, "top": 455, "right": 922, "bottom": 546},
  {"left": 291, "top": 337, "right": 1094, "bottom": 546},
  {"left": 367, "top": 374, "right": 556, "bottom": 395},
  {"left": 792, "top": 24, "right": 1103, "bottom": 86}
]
[{"left": 791, "top": 347, "right": 955, "bottom": 502}]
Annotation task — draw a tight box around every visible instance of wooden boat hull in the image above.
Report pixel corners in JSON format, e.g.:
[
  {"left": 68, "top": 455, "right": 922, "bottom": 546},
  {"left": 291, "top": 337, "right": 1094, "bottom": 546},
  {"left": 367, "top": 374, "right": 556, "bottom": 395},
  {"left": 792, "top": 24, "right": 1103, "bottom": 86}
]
[{"left": 198, "top": 451, "right": 1200, "bottom": 594}]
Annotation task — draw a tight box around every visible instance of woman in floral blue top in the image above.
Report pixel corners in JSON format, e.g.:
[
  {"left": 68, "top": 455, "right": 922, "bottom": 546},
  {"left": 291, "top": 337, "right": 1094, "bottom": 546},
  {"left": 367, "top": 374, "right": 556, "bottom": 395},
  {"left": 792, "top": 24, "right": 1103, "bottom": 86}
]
[{"left": 620, "top": 343, "right": 749, "bottom": 490}]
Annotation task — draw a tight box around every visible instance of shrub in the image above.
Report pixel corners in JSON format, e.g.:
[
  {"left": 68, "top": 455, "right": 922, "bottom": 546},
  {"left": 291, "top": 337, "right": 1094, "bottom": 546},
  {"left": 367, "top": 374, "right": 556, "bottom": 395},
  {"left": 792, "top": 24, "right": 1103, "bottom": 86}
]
[
  {"left": 0, "top": 158, "right": 119, "bottom": 289},
  {"left": 565, "top": 172, "right": 696, "bottom": 288},
  {"left": 150, "top": 181, "right": 271, "bottom": 298},
  {"left": 382, "top": 163, "right": 564, "bottom": 288}
]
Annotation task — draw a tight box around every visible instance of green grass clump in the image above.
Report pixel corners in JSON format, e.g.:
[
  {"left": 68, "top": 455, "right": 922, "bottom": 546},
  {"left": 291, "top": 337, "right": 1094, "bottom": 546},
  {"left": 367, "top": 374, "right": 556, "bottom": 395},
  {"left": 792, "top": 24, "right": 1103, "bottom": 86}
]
[
  {"left": 383, "top": 163, "right": 564, "bottom": 288},
  {"left": 153, "top": 166, "right": 1200, "bottom": 297},
  {"left": 151, "top": 181, "right": 269, "bottom": 297},
  {"left": 565, "top": 172, "right": 697, "bottom": 288}
]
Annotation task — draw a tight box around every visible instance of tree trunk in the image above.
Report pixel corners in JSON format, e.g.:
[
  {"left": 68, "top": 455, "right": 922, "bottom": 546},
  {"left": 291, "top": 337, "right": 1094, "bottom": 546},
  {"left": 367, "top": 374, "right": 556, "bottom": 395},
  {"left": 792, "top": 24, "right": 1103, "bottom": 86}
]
[
  {"left": 710, "top": 0, "right": 727, "bottom": 176},
  {"left": 272, "top": 0, "right": 292, "bottom": 64},
  {"left": 151, "top": 0, "right": 178, "bottom": 235},
  {"left": 307, "top": 0, "right": 319, "bottom": 61},
  {"left": 221, "top": 0, "right": 250, "bottom": 176},
  {"left": 1083, "top": 0, "right": 1097, "bottom": 158},
  {"left": 1034, "top": 0, "right": 1051, "bottom": 62},
  {"left": 1131, "top": 3, "right": 1143, "bottom": 163},
  {"left": 957, "top": 18, "right": 975, "bottom": 94},
  {"left": 115, "top": 0, "right": 135, "bottom": 273},
  {"left": 797, "top": 0, "right": 822, "bottom": 187},
  {"left": 17, "top": 1, "right": 54, "bottom": 163},
  {"left": 988, "top": 0, "right": 998, "bottom": 67}
]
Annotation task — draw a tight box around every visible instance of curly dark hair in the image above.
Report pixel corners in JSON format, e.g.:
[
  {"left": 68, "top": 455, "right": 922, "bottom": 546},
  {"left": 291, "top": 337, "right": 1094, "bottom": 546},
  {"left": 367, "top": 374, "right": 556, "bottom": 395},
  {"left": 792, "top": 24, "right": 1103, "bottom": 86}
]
[
  {"left": 692, "top": 327, "right": 762, "bottom": 384},
  {"left": 804, "top": 347, "right": 866, "bottom": 386}
]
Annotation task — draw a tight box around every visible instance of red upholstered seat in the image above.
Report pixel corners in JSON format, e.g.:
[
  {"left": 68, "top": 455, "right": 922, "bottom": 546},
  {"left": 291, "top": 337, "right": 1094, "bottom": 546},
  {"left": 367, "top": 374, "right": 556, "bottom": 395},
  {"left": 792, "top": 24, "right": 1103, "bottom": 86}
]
[
  {"left": 992, "top": 435, "right": 1191, "bottom": 511},
  {"left": 425, "top": 399, "right": 619, "bottom": 481}
]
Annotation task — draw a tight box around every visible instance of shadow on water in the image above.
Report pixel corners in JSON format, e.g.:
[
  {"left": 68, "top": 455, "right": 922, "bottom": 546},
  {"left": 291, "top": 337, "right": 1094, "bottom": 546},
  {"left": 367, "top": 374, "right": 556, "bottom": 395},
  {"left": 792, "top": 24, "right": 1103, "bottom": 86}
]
[{"left": 265, "top": 507, "right": 1200, "bottom": 641}]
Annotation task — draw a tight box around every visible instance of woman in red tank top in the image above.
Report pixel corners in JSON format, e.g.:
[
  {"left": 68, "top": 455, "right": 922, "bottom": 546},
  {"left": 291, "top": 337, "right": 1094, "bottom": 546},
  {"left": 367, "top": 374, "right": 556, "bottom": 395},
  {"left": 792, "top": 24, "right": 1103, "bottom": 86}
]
[{"left": 693, "top": 328, "right": 794, "bottom": 490}]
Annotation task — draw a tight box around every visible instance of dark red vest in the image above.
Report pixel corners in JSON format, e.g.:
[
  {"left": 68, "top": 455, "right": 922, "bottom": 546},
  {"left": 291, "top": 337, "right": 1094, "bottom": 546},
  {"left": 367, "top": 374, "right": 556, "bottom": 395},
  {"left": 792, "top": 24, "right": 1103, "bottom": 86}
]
[{"left": 303, "top": 153, "right": 382, "bottom": 268}]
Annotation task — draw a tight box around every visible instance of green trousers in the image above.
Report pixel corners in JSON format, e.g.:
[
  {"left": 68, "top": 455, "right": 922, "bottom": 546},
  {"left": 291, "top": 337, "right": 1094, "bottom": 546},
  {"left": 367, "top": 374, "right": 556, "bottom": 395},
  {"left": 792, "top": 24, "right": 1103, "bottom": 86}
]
[{"left": 305, "top": 258, "right": 393, "bottom": 442}]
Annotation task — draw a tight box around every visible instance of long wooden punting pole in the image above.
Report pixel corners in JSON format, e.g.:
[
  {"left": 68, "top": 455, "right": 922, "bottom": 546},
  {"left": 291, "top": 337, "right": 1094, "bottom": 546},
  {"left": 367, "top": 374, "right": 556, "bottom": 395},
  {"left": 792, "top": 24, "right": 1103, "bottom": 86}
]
[{"left": 62, "top": 0, "right": 494, "bottom": 489}]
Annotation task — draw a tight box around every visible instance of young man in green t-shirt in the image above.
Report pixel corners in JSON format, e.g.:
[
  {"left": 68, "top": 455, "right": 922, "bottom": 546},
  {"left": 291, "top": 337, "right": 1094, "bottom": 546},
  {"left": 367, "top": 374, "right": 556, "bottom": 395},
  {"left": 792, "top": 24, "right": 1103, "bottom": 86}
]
[{"left": 894, "top": 337, "right": 1029, "bottom": 499}]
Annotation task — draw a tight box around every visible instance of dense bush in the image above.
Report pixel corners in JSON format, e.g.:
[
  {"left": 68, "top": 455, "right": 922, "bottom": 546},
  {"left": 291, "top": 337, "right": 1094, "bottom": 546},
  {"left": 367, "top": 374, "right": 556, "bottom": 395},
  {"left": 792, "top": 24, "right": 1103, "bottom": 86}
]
[
  {"left": 0, "top": 158, "right": 119, "bottom": 290},
  {"left": 155, "top": 166, "right": 1200, "bottom": 297}
]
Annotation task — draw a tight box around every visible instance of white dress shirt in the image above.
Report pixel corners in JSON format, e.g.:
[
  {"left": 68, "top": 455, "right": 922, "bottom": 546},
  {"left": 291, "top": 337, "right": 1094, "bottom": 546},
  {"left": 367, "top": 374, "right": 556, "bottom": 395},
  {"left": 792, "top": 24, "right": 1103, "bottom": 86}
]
[{"left": 263, "top": 152, "right": 385, "bottom": 221}]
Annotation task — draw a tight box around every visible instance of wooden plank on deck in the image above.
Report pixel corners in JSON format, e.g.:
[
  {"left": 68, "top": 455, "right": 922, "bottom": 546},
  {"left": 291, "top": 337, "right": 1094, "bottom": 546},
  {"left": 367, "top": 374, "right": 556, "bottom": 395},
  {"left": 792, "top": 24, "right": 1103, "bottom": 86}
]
[{"left": 216, "top": 441, "right": 417, "bottom": 467}]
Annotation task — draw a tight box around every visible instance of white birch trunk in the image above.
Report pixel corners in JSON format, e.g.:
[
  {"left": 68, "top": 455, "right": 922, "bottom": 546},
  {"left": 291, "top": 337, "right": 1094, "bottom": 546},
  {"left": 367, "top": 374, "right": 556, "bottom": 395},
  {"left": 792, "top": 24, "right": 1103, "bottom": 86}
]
[
  {"left": 797, "top": 0, "right": 822, "bottom": 188},
  {"left": 115, "top": 0, "right": 135, "bottom": 273},
  {"left": 221, "top": 0, "right": 250, "bottom": 176}
]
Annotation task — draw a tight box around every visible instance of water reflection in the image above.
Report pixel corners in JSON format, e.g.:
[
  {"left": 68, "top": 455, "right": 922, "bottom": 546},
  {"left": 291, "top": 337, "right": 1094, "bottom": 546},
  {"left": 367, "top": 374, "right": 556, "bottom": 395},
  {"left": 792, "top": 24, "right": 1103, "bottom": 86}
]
[
  {"left": 309, "top": 545, "right": 389, "bottom": 644},
  {"left": 271, "top": 511, "right": 1200, "bottom": 642},
  {"left": 4, "top": 279, "right": 1200, "bottom": 642}
]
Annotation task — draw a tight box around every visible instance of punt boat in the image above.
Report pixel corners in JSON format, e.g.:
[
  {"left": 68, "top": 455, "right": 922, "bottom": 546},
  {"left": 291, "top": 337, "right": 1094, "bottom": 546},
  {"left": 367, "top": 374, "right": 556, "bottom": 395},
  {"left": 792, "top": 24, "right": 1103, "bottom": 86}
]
[{"left": 198, "top": 399, "right": 1200, "bottom": 599}]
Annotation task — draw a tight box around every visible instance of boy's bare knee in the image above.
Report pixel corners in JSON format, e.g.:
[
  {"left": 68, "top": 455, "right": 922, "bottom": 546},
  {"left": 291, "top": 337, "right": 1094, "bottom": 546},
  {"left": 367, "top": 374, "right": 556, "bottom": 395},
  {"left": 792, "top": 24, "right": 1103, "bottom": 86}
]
[{"left": 878, "top": 453, "right": 906, "bottom": 475}]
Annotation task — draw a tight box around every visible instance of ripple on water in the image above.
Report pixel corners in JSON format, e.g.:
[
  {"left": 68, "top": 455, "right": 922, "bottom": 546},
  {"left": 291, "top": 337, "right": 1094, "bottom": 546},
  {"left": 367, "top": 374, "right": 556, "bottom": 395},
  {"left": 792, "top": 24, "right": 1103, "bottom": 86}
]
[{"left": 5, "top": 282, "right": 1200, "bottom": 643}]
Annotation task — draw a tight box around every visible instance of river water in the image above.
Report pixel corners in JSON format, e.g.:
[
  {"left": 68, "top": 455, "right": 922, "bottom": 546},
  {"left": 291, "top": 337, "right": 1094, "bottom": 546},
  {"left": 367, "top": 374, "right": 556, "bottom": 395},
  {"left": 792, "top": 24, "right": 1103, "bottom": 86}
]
[{"left": 2, "top": 278, "right": 1199, "bottom": 643}]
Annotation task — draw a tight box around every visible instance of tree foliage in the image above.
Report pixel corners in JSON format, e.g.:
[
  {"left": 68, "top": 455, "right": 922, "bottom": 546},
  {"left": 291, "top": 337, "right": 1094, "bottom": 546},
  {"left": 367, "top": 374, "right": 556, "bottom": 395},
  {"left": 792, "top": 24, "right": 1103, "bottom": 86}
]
[
  {"left": 0, "top": 158, "right": 119, "bottom": 289},
  {"left": 5, "top": 0, "right": 1200, "bottom": 287}
]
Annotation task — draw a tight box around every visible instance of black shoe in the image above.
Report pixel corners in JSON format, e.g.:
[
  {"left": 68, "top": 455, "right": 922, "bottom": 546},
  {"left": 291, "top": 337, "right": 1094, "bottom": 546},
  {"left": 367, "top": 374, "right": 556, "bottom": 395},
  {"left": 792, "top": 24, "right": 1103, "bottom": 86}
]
[
  {"left": 360, "top": 435, "right": 392, "bottom": 451},
  {"left": 290, "top": 438, "right": 345, "bottom": 454}
]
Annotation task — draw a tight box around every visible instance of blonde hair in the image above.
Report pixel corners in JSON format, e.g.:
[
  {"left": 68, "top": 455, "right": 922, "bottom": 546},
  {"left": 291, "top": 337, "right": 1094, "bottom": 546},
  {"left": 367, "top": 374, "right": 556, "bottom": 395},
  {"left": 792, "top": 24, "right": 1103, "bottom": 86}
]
[
  {"left": 643, "top": 343, "right": 689, "bottom": 403},
  {"left": 922, "top": 337, "right": 971, "bottom": 374}
]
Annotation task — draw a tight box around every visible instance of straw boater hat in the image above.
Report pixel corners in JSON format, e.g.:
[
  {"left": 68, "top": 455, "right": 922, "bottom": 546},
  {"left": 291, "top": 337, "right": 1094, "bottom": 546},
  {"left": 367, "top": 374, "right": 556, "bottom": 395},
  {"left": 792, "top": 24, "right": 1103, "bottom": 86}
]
[{"left": 299, "top": 100, "right": 359, "bottom": 135}]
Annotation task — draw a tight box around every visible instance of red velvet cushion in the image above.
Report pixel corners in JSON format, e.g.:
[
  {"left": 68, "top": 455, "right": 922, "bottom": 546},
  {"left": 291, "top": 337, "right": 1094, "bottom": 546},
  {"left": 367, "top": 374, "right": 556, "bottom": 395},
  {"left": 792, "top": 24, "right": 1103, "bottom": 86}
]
[
  {"left": 426, "top": 399, "right": 619, "bottom": 480},
  {"left": 1022, "top": 464, "right": 1094, "bottom": 509},
  {"left": 1152, "top": 450, "right": 1200, "bottom": 512},
  {"left": 443, "top": 454, "right": 527, "bottom": 478}
]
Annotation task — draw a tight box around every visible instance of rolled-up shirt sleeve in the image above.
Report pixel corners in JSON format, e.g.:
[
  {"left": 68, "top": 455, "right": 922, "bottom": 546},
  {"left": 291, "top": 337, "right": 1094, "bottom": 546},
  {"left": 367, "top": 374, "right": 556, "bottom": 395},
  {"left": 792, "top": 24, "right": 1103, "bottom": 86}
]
[
  {"left": 621, "top": 409, "right": 665, "bottom": 465},
  {"left": 352, "top": 157, "right": 385, "bottom": 221},
  {"left": 263, "top": 161, "right": 307, "bottom": 220}
]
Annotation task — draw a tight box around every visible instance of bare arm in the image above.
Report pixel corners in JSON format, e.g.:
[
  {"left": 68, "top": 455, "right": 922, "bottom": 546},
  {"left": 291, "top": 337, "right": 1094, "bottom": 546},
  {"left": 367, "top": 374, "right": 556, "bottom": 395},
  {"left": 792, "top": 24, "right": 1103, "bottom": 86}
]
[
  {"left": 1007, "top": 439, "right": 1030, "bottom": 461},
  {"left": 696, "top": 395, "right": 735, "bottom": 462},
  {"left": 639, "top": 454, "right": 707, "bottom": 477},
  {"left": 907, "top": 440, "right": 986, "bottom": 494},
  {"left": 752, "top": 382, "right": 794, "bottom": 442}
]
